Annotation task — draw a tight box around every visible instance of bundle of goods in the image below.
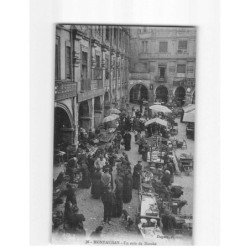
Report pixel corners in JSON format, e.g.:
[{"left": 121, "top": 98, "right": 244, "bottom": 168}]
[
  {"left": 178, "top": 153, "right": 193, "bottom": 174},
  {"left": 170, "top": 185, "right": 184, "bottom": 199},
  {"left": 52, "top": 210, "right": 64, "bottom": 229},
  {"left": 151, "top": 180, "right": 171, "bottom": 200}
]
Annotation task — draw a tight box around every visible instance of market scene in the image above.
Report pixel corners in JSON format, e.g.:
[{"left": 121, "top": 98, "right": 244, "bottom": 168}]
[{"left": 52, "top": 25, "right": 196, "bottom": 245}]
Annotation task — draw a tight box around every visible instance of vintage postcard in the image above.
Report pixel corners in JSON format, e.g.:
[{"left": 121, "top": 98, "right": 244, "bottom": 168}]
[{"left": 52, "top": 24, "right": 196, "bottom": 245}]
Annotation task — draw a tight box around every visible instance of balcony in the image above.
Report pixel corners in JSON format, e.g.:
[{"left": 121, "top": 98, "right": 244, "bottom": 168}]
[
  {"left": 55, "top": 80, "right": 77, "bottom": 101},
  {"left": 129, "top": 72, "right": 151, "bottom": 80},
  {"left": 80, "top": 78, "right": 91, "bottom": 92},
  {"left": 173, "top": 78, "right": 195, "bottom": 87},
  {"left": 139, "top": 52, "right": 194, "bottom": 60},
  {"left": 155, "top": 75, "right": 168, "bottom": 82}
]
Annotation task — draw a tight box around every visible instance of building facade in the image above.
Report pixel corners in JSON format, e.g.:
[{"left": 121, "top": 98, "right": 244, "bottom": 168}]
[
  {"left": 54, "top": 25, "right": 130, "bottom": 148},
  {"left": 129, "top": 27, "right": 196, "bottom": 107}
]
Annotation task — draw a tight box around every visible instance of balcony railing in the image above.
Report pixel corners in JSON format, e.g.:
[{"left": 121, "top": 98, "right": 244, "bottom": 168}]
[
  {"left": 155, "top": 75, "right": 168, "bottom": 82},
  {"left": 80, "top": 78, "right": 91, "bottom": 92},
  {"left": 129, "top": 72, "right": 151, "bottom": 80},
  {"left": 55, "top": 80, "right": 77, "bottom": 101},
  {"left": 173, "top": 78, "right": 195, "bottom": 87}
]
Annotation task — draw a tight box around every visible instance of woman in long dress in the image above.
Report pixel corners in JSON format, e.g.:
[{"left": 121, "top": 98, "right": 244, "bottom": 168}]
[
  {"left": 91, "top": 168, "right": 102, "bottom": 199},
  {"left": 123, "top": 132, "right": 131, "bottom": 151},
  {"left": 123, "top": 171, "right": 133, "bottom": 203},
  {"left": 79, "top": 163, "right": 91, "bottom": 189},
  {"left": 113, "top": 177, "right": 124, "bottom": 217}
]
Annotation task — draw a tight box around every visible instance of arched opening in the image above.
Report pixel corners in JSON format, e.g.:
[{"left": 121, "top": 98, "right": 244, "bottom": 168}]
[
  {"left": 129, "top": 84, "right": 148, "bottom": 104},
  {"left": 79, "top": 100, "right": 91, "bottom": 131},
  {"left": 175, "top": 86, "right": 186, "bottom": 107},
  {"left": 104, "top": 92, "right": 110, "bottom": 116},
  {"left": 94, "top": 96, "right": 102, "bottom": 128},
  {"left": 155, "top": 85, "right": 168, "bottom": 103},
  {"left": 192, "top": 91, "right": 195, "bottom": 104},
  {"left": 54, "top": 107, "right": 74, "bottom": 149}
]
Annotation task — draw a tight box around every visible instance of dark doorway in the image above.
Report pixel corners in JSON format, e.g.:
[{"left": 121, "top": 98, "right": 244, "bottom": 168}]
[
  {"left": 79, "top": 100, "right": 90, "bottom": 131},
  {"left": 54, "top": 107, "right": 73, "bottom": 149},
  {"left": 129, "top": 84, "right": 148, "bottom": 104},
  {"left": 175, "top": 86, "right": 186, "bottom": 107},
  {"left": 155, "top": 85, "right": 168, "bottom": 103}
]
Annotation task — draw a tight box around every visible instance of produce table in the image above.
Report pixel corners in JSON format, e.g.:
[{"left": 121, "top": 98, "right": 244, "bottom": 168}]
[
  {"left": 140, "top": 194, "right": 160, "bottom": 220},
  {"left": 147, "top": 151, "right": 165, "bottom": 163}
]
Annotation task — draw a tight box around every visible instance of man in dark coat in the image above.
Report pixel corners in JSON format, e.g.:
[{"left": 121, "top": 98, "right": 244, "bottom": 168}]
[
  {"left": 161, "top": 170, "right": 172, "bottom": 188},
  {"left": 123, "top": 171, "right": 133, "bottom": 203},
  {"left": 101, "top": 185, "right": 114, "bottom": 224},
  {"left": 61, "top": 184, "right": 77, "bottom": 206},
  {"left": 113, "top": 176, "right": 124, "bottom": 217},
  {"left": 123, "top": 132, "right": 132, "bottom": 151},
  {"left": 133, "top": 161, "right": 142, "bottom": 190}
]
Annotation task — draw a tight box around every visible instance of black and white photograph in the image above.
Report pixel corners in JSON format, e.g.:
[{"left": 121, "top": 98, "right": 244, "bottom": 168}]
[{"left": 52, "top": 25, "right": 196, "bottom": 245}]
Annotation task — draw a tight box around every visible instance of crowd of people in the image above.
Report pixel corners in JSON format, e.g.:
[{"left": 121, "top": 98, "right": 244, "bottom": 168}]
[{"left": 53, "top": 104, "right": 185, "bottom": 238}]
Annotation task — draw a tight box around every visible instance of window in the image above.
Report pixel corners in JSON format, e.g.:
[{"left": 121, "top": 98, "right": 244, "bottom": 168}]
[
  {"left": 97, "top": 25, "right": 101, "bottom": 34},
  {"left": 81, "top": 51, "right": 88, "bottom": 79},
  {"left": 177, "top": 64, "right": 186, "bottom": 73},
  {"left": 159, "top": 42, "right": 168, "bottom": 52},
  {"left": 143, "top": 27, "right": 147, "bottom": 32},
  {"left": 105, "top": 27, "right": 110, "bottom": 41},
  {"left": 105, "top": 56, "right": 109, "bottom": 80},
  {"left": 65, "top": 45, "right": 71, "bottom": 79},
  {"left": 114, "top": 28, "right": 117, "bottom": 44},
  {"left": 178, "top": 40, "right": 188, "bottom": 50},
  {"left": 187, "top": 66, "right": 194, "bottom": 73},
  {"left": 55, "top": 37, "right": 60, "bottom": 79},
  {"left": 169, "top": 66, "right": 175, "bottom": 73},
  {"left": 142, "top": 41, "right": 148, "bottom": 53},
  {"left": 96, "top": 55, "right": 100, "bottom": 68},
  {"left": 159, "top": 67, "right": 166, "bottom": 78}
]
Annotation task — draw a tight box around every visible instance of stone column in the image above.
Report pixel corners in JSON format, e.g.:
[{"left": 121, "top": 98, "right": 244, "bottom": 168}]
[{"left": 89, "top": 98, "right": 95, "bottom": 131}]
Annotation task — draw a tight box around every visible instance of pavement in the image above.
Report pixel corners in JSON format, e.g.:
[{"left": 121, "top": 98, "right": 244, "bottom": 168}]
[{"left": 52, "top": 111, "right": 194, "bottom": 242}]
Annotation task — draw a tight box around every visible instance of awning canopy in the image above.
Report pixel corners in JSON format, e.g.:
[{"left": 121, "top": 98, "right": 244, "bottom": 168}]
[
  {"left": 182, "top": 104, "right": 195, "bottom": 113},
  {"left": 149, "top": 104, "right": 172, "bottom": 114},
  {"left": 145, "top": 118, "right": 168, "bottom": 127},
  {"left": 103, "top": 114, "right": 119, "bottom": 123},
  {"left": 183, "top": 110, "right": 195, "bottom": 123}
]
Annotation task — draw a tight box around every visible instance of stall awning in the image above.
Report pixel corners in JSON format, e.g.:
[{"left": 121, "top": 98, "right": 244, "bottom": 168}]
[
  {"left": 145, "top": 118, "right": 168, "bottom": 127},
  {"left": 183, "top": 109, "right": 195, "bottom": 123},
  {"left": 182, "top": 104, "right": 195, "bottom": 113}
]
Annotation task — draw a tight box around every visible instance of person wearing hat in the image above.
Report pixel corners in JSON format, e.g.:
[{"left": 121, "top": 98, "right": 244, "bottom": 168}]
[
  {"left": 91, "top": 166, "right": 102, "bottom": 199},
  {"left": 112, "top": 176, "right": 124, "bottom": 218},
  {"left": 101, "top": 167, "right": 111, "bottom": 192},
  {"left": 94, "top": 154, "right": 107, "bottom": 170},
  {"left": 161, "top": 169, "right": 172, "bottom": 187},
  {"left": 90, "top": 226, "right": 103, "bottom": 238},
  {"left": 133, "top": 160, "right": 142, "bottom": 190},
  {"left": 123, "top": 170, "right": 133, "bottom": 203},
  {"left": 101, "top": 184, "right": 114, "bottom": 224}
]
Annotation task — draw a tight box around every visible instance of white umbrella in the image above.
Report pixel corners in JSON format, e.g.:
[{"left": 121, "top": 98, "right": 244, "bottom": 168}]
[
  {"left": 110, "top": 108, "right": 121, "bottom": 114},
  {"left": 145, "top": 118, "right": 168, "bottom": 127},
  {"left": 103, "top": 114, "right": 119, "bottom": 123},
  {"left": 149, "top": 104, "right": 172, "bottom": 114}
]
